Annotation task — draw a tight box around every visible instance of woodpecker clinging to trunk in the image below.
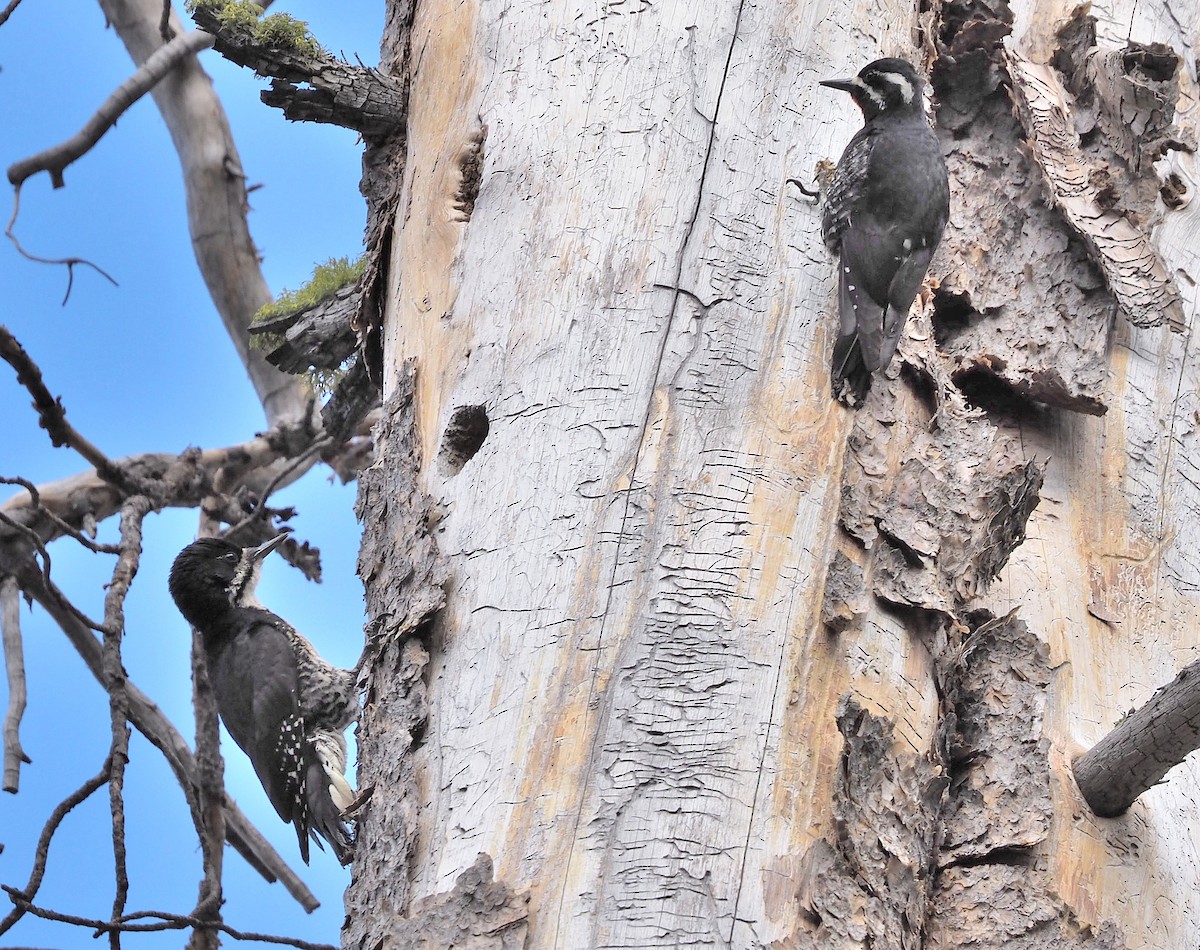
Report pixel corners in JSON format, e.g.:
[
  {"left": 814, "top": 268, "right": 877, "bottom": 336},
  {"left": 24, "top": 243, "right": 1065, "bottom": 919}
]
[
  {"left": 819, "top": 57, "right": 950, "bottom": 406},
  {"left": 169, "top": 534, "right": 358, "bottom": 865}
]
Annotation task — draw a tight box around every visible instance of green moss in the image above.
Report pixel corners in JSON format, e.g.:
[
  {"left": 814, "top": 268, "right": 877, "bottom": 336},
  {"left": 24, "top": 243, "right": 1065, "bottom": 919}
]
[
  {"left": 188, "top": 0, "right": 263, "bottom": 31},
  {"left": 256, "top": 13, "right": 324, "bottom": 57},
  {"left": 253, "top": 255, "right": 366, "bottom": 325},
  {"left": 187, "top": 0, "right": 325, "bottom": 56}
]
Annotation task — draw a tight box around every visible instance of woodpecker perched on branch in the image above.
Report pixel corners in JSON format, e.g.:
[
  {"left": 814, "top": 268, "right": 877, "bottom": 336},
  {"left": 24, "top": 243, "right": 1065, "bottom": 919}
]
[
  {"left": 169, "top": 534, "right": 358, "bottom": 865},
  {"left": 819, "top": 57, "right": 949, "bottom": 405}
]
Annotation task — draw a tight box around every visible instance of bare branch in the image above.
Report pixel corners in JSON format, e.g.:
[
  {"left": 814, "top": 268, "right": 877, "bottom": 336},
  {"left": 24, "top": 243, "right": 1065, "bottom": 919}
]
[
  {"left": 6, "top": 29, "right": 214, "bottom": 189},
  {"left": 101, "top": 498, "right": 152, "bottom": 948},
  {"left": 0, "top": 476, "right": 120, "bottom": 554},
  {"left": 0, "top": 326, "right": 124, "bottom": 481},
  {"left": 187, "top": 620, "right": 226, "bottom": 950},
  {"left": 0, "top": 757, "right": 112, "bottom": 937},
  {"left": 0, "top": 509, "right": 107, "bottom": 634},
  {"left": 1073, "top": 656, "right": 1200, "bottom": 816},
  {"left": 0, "top": 424, "right": 327, "bottom": 552},
  {"left": 1, "top": 575, "right": 31, "bottom": 793},
  {"left": 100, "top": 0, "right": 309, "bottom": 429},
  {"left": 0, "top": 0, "right": 24, "bottom": 28}
]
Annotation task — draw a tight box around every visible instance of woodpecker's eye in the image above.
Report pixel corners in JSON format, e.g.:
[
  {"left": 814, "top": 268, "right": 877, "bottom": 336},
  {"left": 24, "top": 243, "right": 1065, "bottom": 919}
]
[{"left": 223, "top": 552, "right": 237, "bottom": 562}]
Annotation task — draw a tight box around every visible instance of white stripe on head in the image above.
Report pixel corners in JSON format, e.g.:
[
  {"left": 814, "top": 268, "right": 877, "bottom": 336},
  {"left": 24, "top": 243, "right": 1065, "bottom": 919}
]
[
  {"left": 875, "top": 71, "right": 915, "bottom": 103},
  {"left": 851, "top": 75, "right": 886, "bottom": 109}
]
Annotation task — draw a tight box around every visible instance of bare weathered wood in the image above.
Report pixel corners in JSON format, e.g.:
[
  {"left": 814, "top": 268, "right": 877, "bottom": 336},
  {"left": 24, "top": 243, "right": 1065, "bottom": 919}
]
[
  {"left": 1073, "top": 656, "right": 1200, "bottom": 818},
  {"left": 1, "top": 575, "right": 29, "bottom": 793},
  {"left": 99, "top": 0, "right": 310, "bottom": 427}
]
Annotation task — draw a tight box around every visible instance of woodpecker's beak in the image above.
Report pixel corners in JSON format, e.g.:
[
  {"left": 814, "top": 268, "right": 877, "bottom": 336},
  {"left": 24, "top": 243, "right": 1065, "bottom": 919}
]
[
  {"left": 250, "top": 533, "right": 289, "bottom": 562},
  {"left": 820, "top": 77, "right": 857, "bottom": 93}
]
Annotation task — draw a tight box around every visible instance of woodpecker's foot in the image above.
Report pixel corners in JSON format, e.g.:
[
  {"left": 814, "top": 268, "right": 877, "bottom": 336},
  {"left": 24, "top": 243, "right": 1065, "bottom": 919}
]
[
  {"left": 787, "top": 177, "right": 820, "bottom": 200},
  {"left": 342, "top": 784, "right": 375, "bottom": 819}
]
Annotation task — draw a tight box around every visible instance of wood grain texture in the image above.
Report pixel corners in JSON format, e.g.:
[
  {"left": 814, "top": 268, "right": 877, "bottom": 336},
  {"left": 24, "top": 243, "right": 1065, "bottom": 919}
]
[{"left": 375, "top": 0, "right": 922, "bottom": 943}]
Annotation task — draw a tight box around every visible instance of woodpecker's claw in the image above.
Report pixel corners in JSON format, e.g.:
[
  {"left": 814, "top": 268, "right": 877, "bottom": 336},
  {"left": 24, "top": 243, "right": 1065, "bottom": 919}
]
[{"left": 787, "top": 177, "right": 820, "bottom": 200}]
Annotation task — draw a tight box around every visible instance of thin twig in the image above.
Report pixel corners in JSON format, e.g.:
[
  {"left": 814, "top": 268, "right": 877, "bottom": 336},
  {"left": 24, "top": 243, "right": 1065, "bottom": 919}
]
[
  {"left": 5, "top": 189, "right": 118, "bottom": 304},
  {"left": 0, "top": 757, "right": 112, "bottom": 937},
  {"left": 188, "top": 593, "right": 226, "bottom": 949},
  {"left": 0, "top": 326, "right": 124, "bottom": 481},
  {"left": 101, "top": 498, "right": 151, "bottom": 949},
  {"left": 1, "top": 575, "right": 31, "bottom": 793},
  {"left": 224, "top": 435, "right": 332, "bottom": 539},
  {"left": 0, "top": 511, "right": 107, "bottom": 633},
  {"left": 1, "top": 892, "right": 334, "bottom": 950}
]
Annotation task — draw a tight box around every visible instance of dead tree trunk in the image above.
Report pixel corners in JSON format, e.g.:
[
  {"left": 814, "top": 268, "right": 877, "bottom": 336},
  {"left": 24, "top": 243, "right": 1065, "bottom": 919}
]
[{"left": 345, "top": 0, "right": 1200, "bottom": 947}]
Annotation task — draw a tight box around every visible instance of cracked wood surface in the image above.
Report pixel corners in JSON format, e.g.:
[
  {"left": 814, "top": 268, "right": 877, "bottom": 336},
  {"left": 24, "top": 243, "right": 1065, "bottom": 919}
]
[
  {"left": 352, "top": 0, "right": 1200, "bottom": 946},
  {"left": 366, "top": 0, "right": 922, "bottom": 944}
]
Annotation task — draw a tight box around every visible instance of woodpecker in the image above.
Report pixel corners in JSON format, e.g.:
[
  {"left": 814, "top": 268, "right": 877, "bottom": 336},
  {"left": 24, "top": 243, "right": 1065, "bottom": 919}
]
[
  {"left": 168, "top": 534, "right": 358, "bottom": 865},
  {"left": 819, "top": 57, "right": 949, "bottom": 405}
]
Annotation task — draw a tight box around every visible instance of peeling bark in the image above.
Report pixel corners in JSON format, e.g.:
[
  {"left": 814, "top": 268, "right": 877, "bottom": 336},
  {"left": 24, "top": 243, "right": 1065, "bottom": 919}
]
[
  {"left": 929, "top": 0, "right": 1116, "bottom": 415},
  {"left": 344, "top": 371, "right": 446, "bottom": 950},
  {"left": 1006, "top": 49, "right": 1185, "bottom": 332},
  {"left": 926, "top": 615, "right": 1124, "bottom": 948},
  {"left": 776, "top": 699, "right": 946, "bottom": 950}
]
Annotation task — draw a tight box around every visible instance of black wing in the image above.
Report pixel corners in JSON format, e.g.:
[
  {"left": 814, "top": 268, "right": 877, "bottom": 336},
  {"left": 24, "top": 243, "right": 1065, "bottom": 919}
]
[
  {"left": 207, "top": 618, "right": 312, "bottom": 863},
  {"left": 821, "top": 125, "right": 876, "bottom": 252}
]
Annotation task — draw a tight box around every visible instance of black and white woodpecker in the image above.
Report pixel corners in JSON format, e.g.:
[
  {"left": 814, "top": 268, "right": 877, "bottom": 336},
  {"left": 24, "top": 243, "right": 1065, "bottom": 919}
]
[
  {"left": 819, "top": 57, "right": 950, "bottom": 405},
  {"left": 168, "top": 534, "right": 358, "bottom": 865}
]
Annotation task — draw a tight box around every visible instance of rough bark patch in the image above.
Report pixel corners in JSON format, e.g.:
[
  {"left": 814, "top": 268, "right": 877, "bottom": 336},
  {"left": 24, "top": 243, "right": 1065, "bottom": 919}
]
[
  {"left": 927, "top": 864, "right": 1125, "bottom": 949},
  {"left": 344, "top": 369, "right": 447, "bottom": 950},
  {"left": 1005, "top": 49, "right": 1185, "bottom": 332},
  {"left": 839, "top": 394, "right": 1044, "bottom": 618},
  {"left": 775, "top": 698, "right": 946, "bottom": 950},
  {"left": 929, "top": 0, "right": 1115, "bottom": 414},
  {"left": 926, "top": 613, "right": 1125, "bottom": 948},
  {"left": 937, "top": 613, "right": 1052, "bottom": 864},
  {"left": 356, "top": 0, "right": 414, "bottom": 382},
  {"left": 821, "top": 549, "right": 866, "bottom": 633},
  {"left": 389, "top": 853, "right": 528, "bottom": 949}
]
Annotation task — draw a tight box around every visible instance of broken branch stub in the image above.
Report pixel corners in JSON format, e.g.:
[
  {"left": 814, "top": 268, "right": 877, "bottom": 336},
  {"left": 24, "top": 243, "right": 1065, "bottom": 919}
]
[{"left": 1073, "top": 656, "right": 1200, "bottom": 818}]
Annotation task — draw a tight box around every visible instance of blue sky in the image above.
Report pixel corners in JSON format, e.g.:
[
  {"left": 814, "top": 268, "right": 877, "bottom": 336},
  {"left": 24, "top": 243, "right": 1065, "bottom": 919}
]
[{"left": 0, "top": 4, "right": 382, "bottom": 945}]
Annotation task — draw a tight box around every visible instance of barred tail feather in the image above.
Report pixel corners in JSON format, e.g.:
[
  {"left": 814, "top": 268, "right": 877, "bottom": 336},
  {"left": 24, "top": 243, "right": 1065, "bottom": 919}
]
[{"left": 304, "top": 754, "right": 355, "bottom": 865}]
